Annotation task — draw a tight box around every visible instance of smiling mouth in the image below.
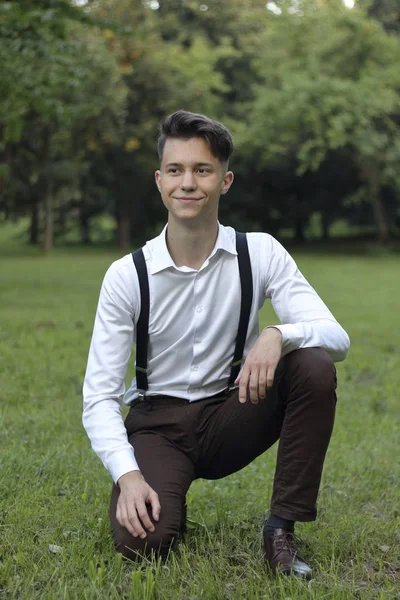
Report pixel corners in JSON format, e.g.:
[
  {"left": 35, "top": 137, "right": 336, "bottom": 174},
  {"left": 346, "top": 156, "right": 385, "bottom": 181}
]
[{"left": 174, "top": 197, "right": 203, "bottom": 201}]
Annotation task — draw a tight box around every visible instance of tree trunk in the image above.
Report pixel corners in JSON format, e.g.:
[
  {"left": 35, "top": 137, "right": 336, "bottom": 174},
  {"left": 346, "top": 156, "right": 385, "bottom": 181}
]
[
  {"left": 294, "top": 216, "right": 305, "bottom": 243},
  {"left": 373, "top": 195, "right": 389, "bottom": 244},
  {"left": 117, "top": 213, "right": 130, "bottom": 253},
  {"left": 42, "top": 186, "right": 54, "bottom": 252},
  {"left": 30, "top": 198, "right": 40, "bottom": 245},
  {"left": 362, "top": 161, "right": 389, "bottom": 244},
  {"left": 39, "top": 132, "right": 53, "bottom": 252},
  {"left": 80, "top": 212, "right": 91, "bottom": 245},
  {"left": 321, "top": 213, "right": 330, "bottom": 241},
  {"left": 115, "top": 185, "right": 131, "bottom": 252}
]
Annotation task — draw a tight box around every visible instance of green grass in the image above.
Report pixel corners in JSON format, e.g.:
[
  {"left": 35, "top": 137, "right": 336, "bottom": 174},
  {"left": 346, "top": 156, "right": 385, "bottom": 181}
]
[{"left": 0, "top": 240, "right": 399, "bottom": 599}]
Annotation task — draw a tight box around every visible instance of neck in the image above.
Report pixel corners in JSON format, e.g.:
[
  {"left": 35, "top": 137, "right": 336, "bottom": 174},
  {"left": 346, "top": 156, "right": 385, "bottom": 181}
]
[{"left": 166, "top": 218, "right": 219, "bottom": 270}]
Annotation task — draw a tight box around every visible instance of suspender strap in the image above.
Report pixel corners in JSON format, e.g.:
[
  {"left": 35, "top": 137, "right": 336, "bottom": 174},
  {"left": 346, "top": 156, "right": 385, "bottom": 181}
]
[
  {"left": 131, "top": 248, "right": 150, "bottom": 393},
  {"left": 131, "top": 230, "right": 253, "bottom": 393},
  {"left": 228, "top": 231, "right": 253, "bottom": 386}
]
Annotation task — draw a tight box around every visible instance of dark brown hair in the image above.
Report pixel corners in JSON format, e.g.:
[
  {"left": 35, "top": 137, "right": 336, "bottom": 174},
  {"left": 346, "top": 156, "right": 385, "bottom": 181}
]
[{"left": 157, "top": 110, "right": 234, "bottom": 164}]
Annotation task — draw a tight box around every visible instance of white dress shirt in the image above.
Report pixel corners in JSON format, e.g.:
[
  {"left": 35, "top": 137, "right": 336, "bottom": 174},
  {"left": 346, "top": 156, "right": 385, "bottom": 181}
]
[{"left": 82, "top": 223, "right": 350, "bottom": 483}]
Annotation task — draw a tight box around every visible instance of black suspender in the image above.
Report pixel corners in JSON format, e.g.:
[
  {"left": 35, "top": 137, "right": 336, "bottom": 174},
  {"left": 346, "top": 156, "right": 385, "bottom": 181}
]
[
  {"left": 131, "top": 230, "right": 253, "bottom": 395},
  {"left": 228, "top": 232, "right": 253, "bottom": 386},
  {"left": 131, "top": 248, "right": 150, "bottom": 395}
]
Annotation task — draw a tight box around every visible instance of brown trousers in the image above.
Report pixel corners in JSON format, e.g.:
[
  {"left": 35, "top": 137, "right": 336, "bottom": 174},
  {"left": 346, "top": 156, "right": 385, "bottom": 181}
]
[{"left": 110, "top": 348, "right": 337, "bottom": 559}]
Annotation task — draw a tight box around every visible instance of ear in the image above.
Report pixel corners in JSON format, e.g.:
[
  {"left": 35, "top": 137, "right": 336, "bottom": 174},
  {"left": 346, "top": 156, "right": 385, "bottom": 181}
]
[
  {"left": 221, "top": 171, "right": 234, "bottom": 195},
  {"left": 155, "top": 170, "right": 161, "bottom": 192}
]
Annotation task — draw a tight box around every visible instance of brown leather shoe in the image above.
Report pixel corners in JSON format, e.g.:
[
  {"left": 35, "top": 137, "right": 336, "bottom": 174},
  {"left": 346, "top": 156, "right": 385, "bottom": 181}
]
[{"left": 263, "top": 528, "right": 312, "bottom": 579}]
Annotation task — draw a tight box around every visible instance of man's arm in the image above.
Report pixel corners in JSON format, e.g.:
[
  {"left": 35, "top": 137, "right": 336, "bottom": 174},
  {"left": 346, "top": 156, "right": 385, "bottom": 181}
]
[
  {"left": 265, "top": 235, "right": 350, "bottom": 361},
  {"left": 82, "top": 260, "right": 138, "bottom": 482},
  {"left": 235, "top": 326, "right": 283, "bottom": 404},
  {"left": 236, "top": 234, "right": 350, "bottom": 403},
  {"left": 82, "top": 259, "right": 160, "bottom": 538}
]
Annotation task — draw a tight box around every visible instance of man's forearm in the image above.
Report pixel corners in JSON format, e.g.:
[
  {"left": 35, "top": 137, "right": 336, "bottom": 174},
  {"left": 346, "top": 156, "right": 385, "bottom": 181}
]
[
  {"left": 82, "top": 397, "right": 139, "bottom": 483},
  {"left": 268, "top": 319, "right": 350, "bottom": 362}
]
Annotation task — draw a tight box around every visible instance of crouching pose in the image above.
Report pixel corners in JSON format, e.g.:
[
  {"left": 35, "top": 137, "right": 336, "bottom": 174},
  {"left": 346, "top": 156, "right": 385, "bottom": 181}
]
[{"left": 83, "top": 110, "right": 350, "bottom": 579}]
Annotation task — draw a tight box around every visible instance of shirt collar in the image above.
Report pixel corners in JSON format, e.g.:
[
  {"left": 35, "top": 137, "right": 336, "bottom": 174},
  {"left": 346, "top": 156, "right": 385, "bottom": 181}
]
[{"left": 149, "top": 223, "right": 237, "bottom": 275}]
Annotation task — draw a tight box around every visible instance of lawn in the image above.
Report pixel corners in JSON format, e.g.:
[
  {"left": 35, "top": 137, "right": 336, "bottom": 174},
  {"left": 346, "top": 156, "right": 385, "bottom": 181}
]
[{"left": 0, "top": 240, "right": 399, "bottom": 599}]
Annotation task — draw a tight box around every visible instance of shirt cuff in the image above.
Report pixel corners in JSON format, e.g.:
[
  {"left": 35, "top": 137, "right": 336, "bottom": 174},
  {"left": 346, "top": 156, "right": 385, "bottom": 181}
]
[
  {"left": 267, "top": 324, "right": 302, "bottom": 356},
  {"left": 105, "top": 448, "right": 141, "bottom": 484}
]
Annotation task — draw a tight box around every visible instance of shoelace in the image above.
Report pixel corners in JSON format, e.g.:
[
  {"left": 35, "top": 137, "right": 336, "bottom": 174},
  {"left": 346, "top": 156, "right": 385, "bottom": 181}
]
[
  {"left": 274, "top": 532, "right": 295, "bottom": 550},
  {"left": 272, "top": 533, "right": 302, "bottom": 562}
]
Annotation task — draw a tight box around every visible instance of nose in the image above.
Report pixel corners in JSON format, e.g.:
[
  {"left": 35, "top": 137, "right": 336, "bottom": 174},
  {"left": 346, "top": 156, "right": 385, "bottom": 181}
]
[{"left": 180, "top": 170, "right": 197, "bottom": 191}]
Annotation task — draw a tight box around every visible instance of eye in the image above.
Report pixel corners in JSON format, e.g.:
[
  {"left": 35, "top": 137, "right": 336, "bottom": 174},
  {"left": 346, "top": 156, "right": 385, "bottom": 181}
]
[
  {"left": 197, "top": 168, "right": 210, "bottom": 174},
  {"left": 167, "top": 167, "right": 179, "bottom": 174}
]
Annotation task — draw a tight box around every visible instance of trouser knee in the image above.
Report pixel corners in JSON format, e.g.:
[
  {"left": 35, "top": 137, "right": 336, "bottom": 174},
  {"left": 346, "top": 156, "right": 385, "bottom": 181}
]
[
  {"left": 115, "top": 527, "right": 180, "bottom": 561},
  {"left": 284, "top": 347, "right": 337, "bottom": 395}
]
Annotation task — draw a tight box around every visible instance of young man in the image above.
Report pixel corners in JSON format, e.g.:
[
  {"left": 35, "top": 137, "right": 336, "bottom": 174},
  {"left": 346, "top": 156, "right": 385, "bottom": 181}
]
[{"left": 83, "top": 110, "right": 350, "bottom": 578}]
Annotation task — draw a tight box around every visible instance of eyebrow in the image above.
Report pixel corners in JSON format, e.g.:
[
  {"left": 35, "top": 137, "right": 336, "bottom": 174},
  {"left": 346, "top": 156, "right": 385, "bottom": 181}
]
[{"left": 165, "top": 162, "right": 214, "bottom": 168}]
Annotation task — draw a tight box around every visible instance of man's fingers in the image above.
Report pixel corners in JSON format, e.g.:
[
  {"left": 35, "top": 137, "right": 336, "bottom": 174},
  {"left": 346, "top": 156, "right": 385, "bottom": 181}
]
[
  {"left": 117, "top": 482, "right": 161, "bottom": 539},
  {"left": 236, "top": 327, "right": 282, "bottom": 403},
  {"left": 127, "top": 507, "right": 147, "bottom": 539},
  {"left": 137, "top": 501, "right": 155, "bottom": 535},
  {"left": 234, "top": 367, "right": 242, "bottom": 386},
  {"left": 239, "top": 366, "right": 249, "bottom": 403},
  {"left": 258, "top": 369, "right": 267, "bottom": 399},
  {"left": 116, "top": 502, "right": 125, "bottom": 529},
  {"left": 118, "top": 503, "right": 137, "bottom": 537},
  {"left": 249, "top": 366, "right": 260, "bottom": 404},
  {"left": 149, "top": 490, "right": 161, "bottom": 522},
  {"left": 116, "top": 501, "right": 122, "bottom": 527},
  {"left": 266, "top": 366, "right": 276, "bottom": 390}
]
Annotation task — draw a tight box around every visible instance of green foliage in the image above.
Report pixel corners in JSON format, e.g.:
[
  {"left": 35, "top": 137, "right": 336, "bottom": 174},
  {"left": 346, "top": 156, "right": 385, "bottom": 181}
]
[
  {"left": 237, "top": 3, "right": 400, "bottom": 176},
  {"left": 0, "top": 0, "right": 127, "bottom": 248},
  {"left": 228, "top": 1, "right": 400, "bottom": 240},
  {"left": 1, "top": 0, "right": 400, "bottom": 246},
  {"left": 0, "top": 1, "right": 103, "bottom": 141},
  {"left": 75, "top": 0, "right": 241, "bottom": 248},
  {"left": 359, "top": 0, "right": 400, "bottom": 32}
]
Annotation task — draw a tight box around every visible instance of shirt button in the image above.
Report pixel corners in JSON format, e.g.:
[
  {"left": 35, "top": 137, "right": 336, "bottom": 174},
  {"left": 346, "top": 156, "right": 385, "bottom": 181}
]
[
  {"left": 192, "top": 365, "right": 199, "bottom": 371},
  {"left": 196, "top": 306, "right": 203, "bottom": 313},
  {"left": 195, "top": 338, "right": 202, "bottom": 343}
]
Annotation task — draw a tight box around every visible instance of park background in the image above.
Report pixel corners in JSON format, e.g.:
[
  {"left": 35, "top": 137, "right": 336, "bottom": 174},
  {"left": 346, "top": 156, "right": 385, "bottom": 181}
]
[{"left": 0, "top": 0, "right": 399, "bottom": 599}]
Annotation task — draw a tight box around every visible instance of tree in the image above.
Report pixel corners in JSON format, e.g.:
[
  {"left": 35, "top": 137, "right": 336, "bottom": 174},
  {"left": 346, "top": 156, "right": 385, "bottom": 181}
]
[
  {"left": 359, "top": 0, "right": 400, "bottom": 33},
  {"left": 82, "top": 0, "right": 237, "bottom": 250},
  {"left": 235, "top": 1, "right": 400, "bottom": 242},
  {"left": 0, "top": 0, "right": 126, "bottom": 250}
]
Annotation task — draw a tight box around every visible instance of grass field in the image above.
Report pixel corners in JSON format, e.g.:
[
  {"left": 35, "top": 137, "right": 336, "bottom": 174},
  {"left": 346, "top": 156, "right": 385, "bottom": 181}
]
[{"left": 0, "top": 238, "right": 399, "bottom": 599}]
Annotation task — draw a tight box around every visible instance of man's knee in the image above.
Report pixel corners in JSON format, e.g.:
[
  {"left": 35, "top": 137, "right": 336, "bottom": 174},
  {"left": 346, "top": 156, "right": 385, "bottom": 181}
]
[
  {"left": 284, "top": 348, "right": 336, "bottom": 393},
  {"left": 110, "top": 487, "right": 187, "bottom": 561},
  {"left": 114, "top": 525, "right": 181, "bottom": 561}
]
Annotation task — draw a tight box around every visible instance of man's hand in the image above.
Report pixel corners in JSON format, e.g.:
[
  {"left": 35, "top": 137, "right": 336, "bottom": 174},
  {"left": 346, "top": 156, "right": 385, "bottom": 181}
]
[
  {"left": 116, "top": 470, "right": 161, "bottom": 539},
  {"left": 235, "top": 327, "right": 283, "bottom": 404}
]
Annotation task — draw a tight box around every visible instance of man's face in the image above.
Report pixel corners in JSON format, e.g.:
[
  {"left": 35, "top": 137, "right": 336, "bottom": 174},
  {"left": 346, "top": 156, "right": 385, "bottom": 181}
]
[{"left": 155, "top": 137, "right": 233, "bottom": 225}]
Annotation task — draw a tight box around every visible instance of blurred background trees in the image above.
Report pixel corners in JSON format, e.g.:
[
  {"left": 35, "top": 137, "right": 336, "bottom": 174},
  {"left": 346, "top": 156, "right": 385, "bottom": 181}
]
[{"left": 1, "top": 0, "right": 399, "bottom": 250}]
